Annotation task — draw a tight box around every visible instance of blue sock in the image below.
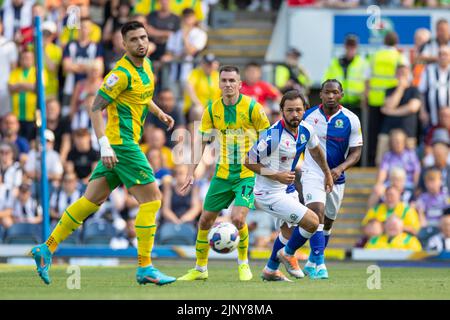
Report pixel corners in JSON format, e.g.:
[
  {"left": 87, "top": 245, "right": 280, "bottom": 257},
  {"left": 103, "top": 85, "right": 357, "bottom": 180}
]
[
  {"left": 266, "top": 235, "right": 286, "bottom": 271},
  {"left": 309, "top": 229, "right": 325, "bottom": 263},
  {"left": 284, "top": 227, "right": 311, "bottom": 255}
]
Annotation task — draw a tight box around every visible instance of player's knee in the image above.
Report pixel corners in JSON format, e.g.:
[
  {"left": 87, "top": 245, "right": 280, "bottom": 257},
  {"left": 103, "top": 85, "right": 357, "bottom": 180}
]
[
  {"left": 198, "top": 214, "right": 215, "bottom": 230},
  {"left": 301, "top": 210, "right": 319, "bottom": 233},
  {"left": 230, "top": 215, "right": 246, "bottom": 230}
]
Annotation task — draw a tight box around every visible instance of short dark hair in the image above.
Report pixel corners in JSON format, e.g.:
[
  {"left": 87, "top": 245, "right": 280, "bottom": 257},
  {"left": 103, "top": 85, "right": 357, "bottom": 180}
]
[
  {"left": 437, "top": 18, "right": 449, "bottom": 27},
  {"left": 121, "top": 21, "right": 146, "bottom": 39},
  {"left": 321, "top": 79, "right": 343, "bottom": 92},
  {"left": 245, "top": 61, "right": 261, "bottom": 69},
  {"left": 182, "top": 8, "right": 195, "bottom": 18},
  {"left": 280, "top": 90, "right": 307, "bottom": 110},
  {"left": 219, "top": 65, "right": 240, "bottom": 76},
  {"left": 384, "top": 31, "right": 399, "bottom": 46}
]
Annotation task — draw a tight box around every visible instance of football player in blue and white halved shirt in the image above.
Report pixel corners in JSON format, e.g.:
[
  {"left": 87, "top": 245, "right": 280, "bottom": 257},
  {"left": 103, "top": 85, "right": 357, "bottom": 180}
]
[
  {"left": 245, "top": 90, "right": 333, "bottom": 281},
  {"left": 301, "top": 79, "right": 363, "bottom": 279}
]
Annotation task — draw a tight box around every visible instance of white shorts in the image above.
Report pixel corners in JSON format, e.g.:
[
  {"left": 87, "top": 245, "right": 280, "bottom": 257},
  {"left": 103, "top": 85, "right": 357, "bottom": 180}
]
[
  {"left": 255, "top": 190, "right": 308, "bottom": 230},
  {"left": 301, "top": 173, "right": 345, "bottom": 221}
]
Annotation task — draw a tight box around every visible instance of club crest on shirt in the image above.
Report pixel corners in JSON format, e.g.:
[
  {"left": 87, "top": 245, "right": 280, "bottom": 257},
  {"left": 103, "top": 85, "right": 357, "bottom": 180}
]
[
  {"left": 300, "top": 134, "right": 306, "bottom": 144},
  {"left": 105, "top": 73, "right": 119, "bottom": 88},
  {"left": 335, "top": 119, "right": 344, "bottom": 129}
]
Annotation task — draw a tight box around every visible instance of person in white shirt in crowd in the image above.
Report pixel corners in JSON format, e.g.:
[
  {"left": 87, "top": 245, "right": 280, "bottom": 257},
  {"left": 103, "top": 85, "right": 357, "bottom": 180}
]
[
  {"left": 162, "top": 8, "right": 207, "bottom": 87},
  {"left": 1, "top": 0, "right": 34, "bottom": 42},
  {"left": 427, "top": 211, "right": 450, "bottom": 251},
  {"left": 12, "top": 182, "right": 42, "bottom": 225},
  {"left": 0, "top": 173, "right": 14, "bottom": 228},
  {"left": 419, "top": 19, "right": 450, "bottom": 64},
  {"left": 0, "top": 18, "right": 18, "bottom": 117},
  {"left": 49, "top": 172, "right": 82, "bottom": 223},
  {"left": 0, "top": 141, "right": 22, "bottom": 196},
  {"left": 24, "top": 129, "right": 63, "bottom": 188}
]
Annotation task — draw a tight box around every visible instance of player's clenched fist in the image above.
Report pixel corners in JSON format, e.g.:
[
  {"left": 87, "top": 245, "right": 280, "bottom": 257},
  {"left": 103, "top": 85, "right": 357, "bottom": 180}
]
[
  {"left": 99, "top": 136, "right": 119, "bottom": 169},
  {"left": 274, "top": 171, "right": 296, "bottom": 185}
]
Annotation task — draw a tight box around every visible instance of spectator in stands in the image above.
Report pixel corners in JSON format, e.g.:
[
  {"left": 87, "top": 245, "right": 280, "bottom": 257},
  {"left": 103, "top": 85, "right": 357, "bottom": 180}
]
[
  {"left": 418, "top": 45, "right": 450, "bottom": 129},
  {"left": 241, "top": 61, "right": 281, "bottom": 116},
  {"left": 375, "top": 129, "right": 421, "bottom": 190},
  {"left": 0, "top": 141, "right": 22, "bottom": 196},
  {"left": 24, "top": 129, "right": 63, "bottom": 191},
  {"left": 59, "top": 6, "right": 102, "bottom": 47},
  {"left": 183, "top": 53, "right": 220, "bottom": 122},
  {"left": 0, "top": 113, "right": 29, "bottom": 163},
  {"left": 364, "top": 215, "right": 422, "bottom": 251},
  {"left": 0, "top": 0, "right": 34, "bottom": 42},
  {"left": 365, "top": 31, "right": 406, "bottom": 166},
  {"left": 147, "top": 0, "right": 180, "bottom": 68},
  {"left": 46, "top": 98, "right": 72, "bottom": 164},
  {"left": 50, "top": 172, "right": 82, "bottom": 223},
  {"left": 424, "top": 108, "right": 450, "bottom": 158},
  {"left": 0, "top": 173, "right": 14, "bottom": 228},
  {"left": 147, "top": 148, "right": 172, "bottom": 188},
  {"left": 276, "top": 47, "right": 311, "bottom": 100},
  {"left": 322, "top": 0, "right": 360, "bottom": 8},
  {"left": 419, "top": 19, "right": 449, "bottom": 64},
  {"left": 8, "top": 48, "right": 43, "bottom": 141},
  {"left": 62, "top": 16, "right": 104, "bottom": 115},
  {"left": 160, "top": 164, "right": 201, "bottom": 244},
  {"left": 416, "top": 168, "right": 448, "bottom": 242},
  {"left": 379, "top": 65, "right": 422, "bottom": 156},
  {"left": 70, "top": 60, "right": 104, "bottom": 130},
  {"left": 147, "top": 88, "right": 186, "bottom": 148},
  {"left": 42, "top": 21, "right": 62, "bottom": 100},
  {"left": 361, "top": 0, "right": 402, "bottom": 6},
  {"left": 411, "top": 28, "right": 431, "bottom": 87},
  {"left": 356, "top": 220, "right": 383, "bottom": 248},
  {"left": 368, "top": 167, "right": 414, "bottom": 209},
  {"left": 362, "top": 186, "right": 421, "bottom": 236},
  {"left": 104, "top": 28, "right": 125, "bottom": 74},
  {"left": 426, "top": 210, "right": 450, "bottom": 251},
  {"left": 0, "top": 18, "right": 18, "bottom": 117},
  {"left": 163, "top": 8, "right": 207, "bottom": 87},
  {"left": 141, "top": 126, "right": 175, "bottom": 169},
  {"left": 323, "top": 35, "right": 366, "bottom": 119},
  {"left": 418, "top": 129, "right": 450, "bottom": 194},
  {"left": 102, "top": 0, "right": 130, "bottom": 43},
  {"left": 11, "top": 182, "right": 42, "bottom": 225},
  {"left": 66, "top": 128, "right": 99, "bottom": 186}
]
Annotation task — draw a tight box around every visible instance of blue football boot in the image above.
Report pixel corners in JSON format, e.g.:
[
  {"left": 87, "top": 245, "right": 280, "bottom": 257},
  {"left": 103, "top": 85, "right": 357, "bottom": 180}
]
[
  {"left": 30, "top": 244, "right": 53, "bottom": 285},
  {"left": 136, "top": 266, "right": 176, "bottom": 286}
]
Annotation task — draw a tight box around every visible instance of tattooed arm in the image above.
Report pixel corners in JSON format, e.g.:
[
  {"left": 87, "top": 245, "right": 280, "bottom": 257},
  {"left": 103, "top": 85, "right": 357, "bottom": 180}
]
[{"left": 89, "top": 94, "right": 118, "bottom": 169}]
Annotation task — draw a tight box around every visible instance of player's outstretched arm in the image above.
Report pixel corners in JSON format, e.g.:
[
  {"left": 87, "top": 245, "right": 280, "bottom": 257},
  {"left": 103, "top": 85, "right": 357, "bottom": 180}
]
[
  {"left": 178, "top": 136, "right": 209, "bottom": 195},
  {"left": 309, "top": 145, "right": 334, "bottom": 193},
  {"left": 89, "top": 94, "right": 118, "bottom": 169},
  {"left": 148, "top": 100, "right": 174, "bottom": 130}
]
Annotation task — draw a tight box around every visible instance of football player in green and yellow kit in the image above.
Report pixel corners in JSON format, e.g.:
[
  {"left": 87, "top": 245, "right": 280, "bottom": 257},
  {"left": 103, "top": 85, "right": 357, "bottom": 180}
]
[
  {"left": 178, "top": 65, "right": 270, "bottom": 281},
  {"left": 31, "top": 21, "right": 176, "bottom": 286}
]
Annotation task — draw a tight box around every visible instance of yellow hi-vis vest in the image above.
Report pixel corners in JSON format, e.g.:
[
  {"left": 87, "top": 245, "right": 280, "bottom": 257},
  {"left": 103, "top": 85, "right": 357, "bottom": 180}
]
[
  {"left": 275, "top": 64, "right": 310, "bottom": 89},
  {"left": 368, "top": 48, "right": 404, "bottom": 107},
  {"left": 323, "top": 55, "right": 367, "bottom": 106}
]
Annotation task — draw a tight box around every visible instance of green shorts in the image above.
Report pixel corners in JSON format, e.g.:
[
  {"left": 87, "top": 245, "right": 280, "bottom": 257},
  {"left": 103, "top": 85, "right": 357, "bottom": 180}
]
[
  {"left": 89, "top": 144, "right": 155, "bottom": 190},
  {"left": 203, "top": 176, "right": 256, "bottom": 212}
]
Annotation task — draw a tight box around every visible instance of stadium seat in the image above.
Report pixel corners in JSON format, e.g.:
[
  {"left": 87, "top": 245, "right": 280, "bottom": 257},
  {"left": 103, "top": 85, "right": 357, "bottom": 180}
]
[
  {"left": 158, "top": 223, "right": 196, "bottom": 245},
  {"left": 4, "top": 223, "right": 42, "bottom": 244},
  {"left": 82, "top": 220, "right": 116, "bottom": 245}
]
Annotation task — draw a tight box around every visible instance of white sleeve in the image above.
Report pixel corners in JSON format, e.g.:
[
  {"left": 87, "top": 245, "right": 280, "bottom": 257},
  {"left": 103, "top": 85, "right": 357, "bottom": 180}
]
[
  {"left": 166, "top": 33, "right": 176, "bottom": 53},
  {"left": 307, "top": 129, "right": 319, "bottom": 149},
  {"left": 349, "top": 114, "right": 364, "bottom": 147},
  {"left": 418, "top": 65, "right": 428, "bottom": 94},
  {"left": 190, "top": 28, "right": 207, "bottom": 51}
]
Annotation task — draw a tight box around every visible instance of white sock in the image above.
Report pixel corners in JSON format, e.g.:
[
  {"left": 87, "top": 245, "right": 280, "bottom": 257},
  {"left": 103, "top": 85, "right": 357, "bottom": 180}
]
[
  {"left": 238, "top": 259, "right": 249, "bottom": 265},
  {"left": 316, "top": 264, "right": 327, "bottom": 271},
  {"left": 195, "top": 265, "right": 207, "bottom": 272},
  {"left": 264, "top": 265, "right": 277, "bottom": 272}
]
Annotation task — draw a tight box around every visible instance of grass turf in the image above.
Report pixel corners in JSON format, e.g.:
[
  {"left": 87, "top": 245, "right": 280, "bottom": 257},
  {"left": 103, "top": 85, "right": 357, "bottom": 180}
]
[{"left": 0, "top": 260, "right": 449, "bottom": 300}]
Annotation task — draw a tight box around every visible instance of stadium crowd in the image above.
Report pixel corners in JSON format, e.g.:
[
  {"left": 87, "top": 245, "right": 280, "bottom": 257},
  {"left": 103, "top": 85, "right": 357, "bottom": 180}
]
[{"left": 0, "top": 0, "right": 449, "bottom": 253}]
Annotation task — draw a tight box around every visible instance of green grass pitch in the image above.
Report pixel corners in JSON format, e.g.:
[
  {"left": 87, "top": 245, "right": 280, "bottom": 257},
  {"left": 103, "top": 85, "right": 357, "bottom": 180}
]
[{"left": 1, "top": 260, "right": 449, "bottom": 300}]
